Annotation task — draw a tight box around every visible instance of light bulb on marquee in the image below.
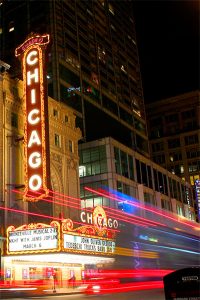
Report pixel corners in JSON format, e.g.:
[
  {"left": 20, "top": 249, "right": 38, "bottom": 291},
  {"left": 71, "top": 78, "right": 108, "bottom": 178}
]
[{"left": 15, "top": 34, "right": 50, "bottom": 201}]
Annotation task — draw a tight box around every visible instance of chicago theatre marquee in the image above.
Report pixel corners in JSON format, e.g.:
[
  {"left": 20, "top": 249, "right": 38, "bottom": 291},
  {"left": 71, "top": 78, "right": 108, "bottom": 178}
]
[
  {"left": 1, "top": 34, "right": 117, "bottom": 284},
  {"left": 5, "top": 206, "right": 117, "bottom": 284}
]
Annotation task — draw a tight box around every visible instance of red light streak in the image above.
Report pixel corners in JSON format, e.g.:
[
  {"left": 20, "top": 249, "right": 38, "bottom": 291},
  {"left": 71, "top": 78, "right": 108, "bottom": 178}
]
[
  {"left": 100, "top": 281, "right": 164, "bottom": 292},
  {"left": 103, "top": 206, "right": 165, "bottom": 227},
  {"left": 11, "top": 186, "right": 200, "bottom": 232},
  {"left": 6, "top": 194, "right": 169, "bottom": 233},
  {"left": 12, "top": 189, "right": 120, "bottom": 233},
  {"left": 0, "top": 206, "right": 85, "bottom": 228},
  {"left": 85, "top": 268, "right": 173, "bottom": 278},
  {"left": 13, "top": 189, "right": 81, "bottom": 211},
  {"left": 85, "top": 280, "right": 164, "bottom": 294},
  {"left": 85, "top": 187, "right": 200, "bottom": 230},
  {"left": 0, "top": 205, "right": 61, "bottom": 221},
  {"left": 106, "top": 212, "right": 153, "bottom": 227},
  {"left": 11, "top": 189, "right": 160, "bottom": 228},
  {"left": 48, "top": 189, "right": 81, "bottom": 202}
]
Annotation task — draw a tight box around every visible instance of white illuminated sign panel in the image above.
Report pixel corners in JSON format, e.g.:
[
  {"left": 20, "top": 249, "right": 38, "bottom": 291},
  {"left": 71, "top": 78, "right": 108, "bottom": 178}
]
[
  {"left": 195, "top": 179, "right": 200, "bottom": 220},
  {"left": 63, "top": 234, "right": 115, "bottom": 254},
  {"left": 8, "top": 227, "right": 58, "bottom": 253}
]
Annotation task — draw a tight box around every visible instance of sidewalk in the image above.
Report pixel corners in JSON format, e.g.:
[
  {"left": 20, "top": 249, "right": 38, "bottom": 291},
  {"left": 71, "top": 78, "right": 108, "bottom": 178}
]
[
  {"left": 42, "top": 286, "right": 82, "bottom": 296},
  {"left": 0, "top": 286, "right": 82, "bottom": 299}
]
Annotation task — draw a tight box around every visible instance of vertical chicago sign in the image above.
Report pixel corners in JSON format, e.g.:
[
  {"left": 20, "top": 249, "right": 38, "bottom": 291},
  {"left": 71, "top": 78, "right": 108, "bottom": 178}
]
[{"left": 15, "top": 34, "right": 50, "bottom": 201}]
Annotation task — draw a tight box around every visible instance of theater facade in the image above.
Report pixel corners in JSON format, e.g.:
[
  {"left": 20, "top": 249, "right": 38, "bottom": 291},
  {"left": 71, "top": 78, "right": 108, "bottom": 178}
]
[
  {"left": 3, "top": 206, "right": 117, "bottom": 285},
  {"left": 0, "top": 34, "right": 85, "bottom": 282}
]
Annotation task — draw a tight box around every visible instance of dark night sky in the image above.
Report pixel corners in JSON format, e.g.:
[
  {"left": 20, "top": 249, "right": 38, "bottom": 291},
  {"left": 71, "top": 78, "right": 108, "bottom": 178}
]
[{"left": 133, "top": 0, "right": 199, "bottom": 103}]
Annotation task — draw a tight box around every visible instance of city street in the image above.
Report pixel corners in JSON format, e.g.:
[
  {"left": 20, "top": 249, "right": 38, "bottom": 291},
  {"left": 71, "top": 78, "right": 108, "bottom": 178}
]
[
  {"left": 2, "top": 289, "right": 166, "bottom": 300},
  {"left": 0, "top": 3, "right": 199, "bottom": 300}
]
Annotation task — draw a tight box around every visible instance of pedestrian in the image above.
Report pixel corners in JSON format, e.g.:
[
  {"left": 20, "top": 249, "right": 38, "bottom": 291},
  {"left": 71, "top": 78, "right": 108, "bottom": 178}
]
[{"left": 71, "top": 274, "right": 76, "bottom": 288}]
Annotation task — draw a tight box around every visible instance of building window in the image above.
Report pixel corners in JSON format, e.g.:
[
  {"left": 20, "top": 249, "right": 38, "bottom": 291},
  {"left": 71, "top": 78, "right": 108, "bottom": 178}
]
[
  {"left": 176, "top": 205, "right": 184, "bottom": 216},
  {"left": 183, "top": 120, "right": 197, "bottom": 131},
  {"left": 161, "top": 199, "right": 172, "bottom": 212},
  {"left": 163, "top": 174, "right": 168, "bottom": 196},
  {"left": 69, "top": 140, "right": 74, "bottom": 153},
  {"left": 135, "top": 159, "right": 141, "bottom": 184},
  {"left": 168, "top": 138, "right": 180, "bottom": 149},
  {"left": 165, "top": 114, "right": 178, "bottom": 123},
  {"left": 114, "top": 147, "right": 136, "bottom": 180},
  {"left": 79, "top": 165, "right": 86, "bottom": 177},
  {"left": 152, "top": 154, "right": 165, "bottom": 164},
  {"left": 144, "top": 193, "right": 156, "bottom": 206},
  {"left": 150, "top": 127, "right": 163, "bottom": 138},
  {"left": 80, "top": 180, "right": 108, "bottom": 208},
  {"left": 185, "top": 134, "right": 198, "bottom": 145},
  {"left": 158, "top": 171, "right": 164, "bottom": 194},
  {"left": 53, "top": 109, "right": 58, "bottom": 117},
  {"left": 152, "top": 142, "right": 164, "bottom": 152},
  {"left": 172, "top": 179, "right": 178, "bottom": 199},
  {"left": 114, "top": 147, "right": 121, "bottom": 175},
  {"left": 128, "top": 155, "right": 134, "bottom": 180},
  {"left": 120, "top": 150, "right": 129, "bottom": 178},
  {"left": 82, "top": 150, "right": 90, "bottom": 164},
  {"left": 169, "top": 152, "right": 182, "bottom": 162},
  {"left": 188, "top": 162, "right": 198, "bottom": 173},
  {"left": 190, "top": 174, "right": 200, "bottom": 185},
  {"left": 116, "top": 182, "right": 131, "bottom": 200},
  {"left": 171, "top": 164, "right": 183, "bottom": 175},
  {"left": 55, "top": 134, "right": 60, "bottom": 147},
  {"left": 11, "top": 112, "right": 18, "bottom": 128},
  {"left": 181, "top": 109, "right": 195, "bottom": 119},
  {"left": 153, "top": 169, "right": 159, "bottom": 191},
  {"left": 79, "top": 145, "right": 107, "bottom": 177},
  {"left": 149, "top": 117, "right": 163, "bottom": 138},
  {"left": 180, "top": 165, "right": 184, "bottom": 173},
  {"left": 141, "top": 162, "right": 148, "bottom": 186},
  {"left": 147, "top": 165, "right": 153, "bottom": 189},
  {"left": 134, "top": 119, "right": 146, "bottom": 135},
  {"left": 186, "top": 149, "right": 200, "bottom": 159},
  {"left": 65, "top": 115, "right": 69, "bottom": 123}
]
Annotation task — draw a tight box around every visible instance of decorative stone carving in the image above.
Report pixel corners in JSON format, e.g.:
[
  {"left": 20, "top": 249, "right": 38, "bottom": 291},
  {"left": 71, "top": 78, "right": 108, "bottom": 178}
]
[
  {"left": 67, "top": 158, "right": 77, "bottom": 170},
  {"left": 51, "top": 152, "right": 62, "bottom": 164}
]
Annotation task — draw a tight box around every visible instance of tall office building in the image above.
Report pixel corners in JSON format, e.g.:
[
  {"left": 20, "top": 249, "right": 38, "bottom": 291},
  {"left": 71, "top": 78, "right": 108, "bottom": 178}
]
[
  {"left": 146, "top": 91, "right": 200, "bottom": 220},
  {"left": 0, "top": 0, "right": 149, "bottom": 157},
  {"left": 146, "top": 91, "right": 200, "bottom": 186}
]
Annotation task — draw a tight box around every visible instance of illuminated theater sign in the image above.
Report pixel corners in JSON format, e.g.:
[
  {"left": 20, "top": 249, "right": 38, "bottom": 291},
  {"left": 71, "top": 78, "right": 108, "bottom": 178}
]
[
  {"left": 15, "top": 34, "right": 50, "bottom": 201},
  {"left": 7, "top": 222, "right": 60, "bottom": 254},
  {"left": 62, "top": 206, "right": 117, "bottom": 255},
  {"left": 195, "top": 179, "right": 200, "bottom": 220},
  {"left": 6, "top": 207, "right": 117, "bottom": 256}
]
